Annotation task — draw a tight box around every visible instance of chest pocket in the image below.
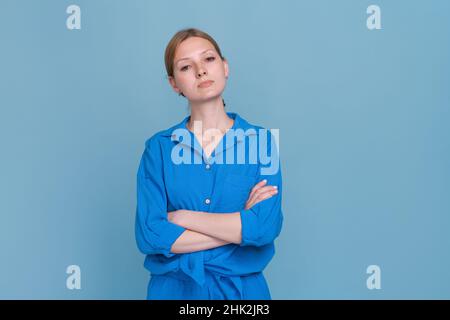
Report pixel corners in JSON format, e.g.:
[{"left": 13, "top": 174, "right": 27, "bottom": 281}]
[{"left": 215, "top": 173, "right": 257, "bottom": 212}]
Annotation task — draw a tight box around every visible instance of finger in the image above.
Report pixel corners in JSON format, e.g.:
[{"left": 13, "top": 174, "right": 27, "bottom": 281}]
[
  {"left": 253, "top": 191, "right": 276, "bottom": 205},
  {"left": 246, "top": 182, "right": 278, "bottom": 209},
  {"left": 252, "top": 185, "right": 278, "bottom": 199},
  {"left": 245, "top": 197, "right": 255, "bottom": 210},
  {"left": 247, "top": 188, "right": 278, "bottom": 209},
  {"left": 247, "top": 186, "right": 276, "bottom": 208},
  {"left": 255, "top": 189, "right": 278, "bottom": 202},
  {"left": 249, "top": 179, "right": 267, "bottom": 199},
  {"left": 258, "top": 188, "right": 278, "bottom": 199},
  {"left": 247, "top": 193, "right": 272, "bottom": 210}
]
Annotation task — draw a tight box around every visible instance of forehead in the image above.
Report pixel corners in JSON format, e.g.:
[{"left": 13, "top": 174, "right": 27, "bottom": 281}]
[{"left": 174, "top": 37, "right": 216, "bottom": 62}]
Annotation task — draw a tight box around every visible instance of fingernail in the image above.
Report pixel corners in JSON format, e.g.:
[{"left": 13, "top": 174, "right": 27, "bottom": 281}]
[
  {"left": 273, "top": 186, "right": 278, "bottom": 189},
  {"left": 263, "top": 179, "right": 267, "bottom": 183}
]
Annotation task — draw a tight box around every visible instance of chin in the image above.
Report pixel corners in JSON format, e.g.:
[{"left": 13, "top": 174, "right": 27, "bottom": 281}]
[{"left": 195, "top": 89, "right": 223, "bottom": 99}]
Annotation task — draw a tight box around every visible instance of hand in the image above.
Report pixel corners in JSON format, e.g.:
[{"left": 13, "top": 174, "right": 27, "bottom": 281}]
[{"left": 244, "top": 179, "right": 278, "bottom": 210}]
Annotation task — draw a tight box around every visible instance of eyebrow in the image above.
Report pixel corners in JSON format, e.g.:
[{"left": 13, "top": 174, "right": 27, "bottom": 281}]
[{"left": 175, "top": 49, "right": 215, "bottom": 66}]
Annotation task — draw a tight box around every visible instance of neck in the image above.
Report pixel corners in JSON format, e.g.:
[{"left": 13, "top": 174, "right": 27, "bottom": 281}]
[{"left": 187, "top": 96, "right": 232, "bottom": 133}]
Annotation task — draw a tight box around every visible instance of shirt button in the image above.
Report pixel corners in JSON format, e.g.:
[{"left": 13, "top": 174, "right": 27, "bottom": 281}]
[
  {"left": 205, "top": 164, "right": 211, "bottom": 170},
  {"left": 205, "top": 198, "right": 211, "bottom": 205}
]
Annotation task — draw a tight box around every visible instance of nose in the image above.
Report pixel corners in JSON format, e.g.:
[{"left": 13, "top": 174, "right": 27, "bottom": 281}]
[
  {"left": 197, "top": 70, "right": 207, "bottom": 78},
  {"left": 196, "top": 64, "right": 207, "bottom": 78}
]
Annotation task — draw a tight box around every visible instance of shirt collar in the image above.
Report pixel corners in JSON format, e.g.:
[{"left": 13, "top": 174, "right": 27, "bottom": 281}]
[
  {"left": 160, "top": 111, "right": 257, "bottom": 162},
  {"left": 160, "top": 111, "right": 256, "bottom": 140}
]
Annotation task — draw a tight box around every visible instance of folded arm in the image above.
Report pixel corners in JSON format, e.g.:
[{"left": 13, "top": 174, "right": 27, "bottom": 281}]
[
  {"left": 170, "top": 178, "right": 282, "bottom": 247},
  {"left": 170, "top": 211, "right": 242, "bottom": 244},
  {"left": 170, "top": 186, "right": 282, "bottom": 247},
  {"left": 169, "top": 130, "right": 283, "bottom": 247},
  {"left": 135, "top": 137, "right": 233, "bottom": 257},
  {"left": 170, "top": 229, "right": 231, "bottom": 253}
]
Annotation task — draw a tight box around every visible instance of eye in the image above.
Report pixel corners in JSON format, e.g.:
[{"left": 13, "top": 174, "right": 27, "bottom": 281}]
[
  {"left": 206, "top": 56, "right": 215, "bottom": 62},
  {"left": 180, "top": 65, "right": 190, "bottom": 71}
]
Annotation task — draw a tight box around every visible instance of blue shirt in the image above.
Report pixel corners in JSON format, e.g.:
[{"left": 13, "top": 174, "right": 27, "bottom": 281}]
[{"left": 135, "top": 111, "right": 283, "bottom": 298}]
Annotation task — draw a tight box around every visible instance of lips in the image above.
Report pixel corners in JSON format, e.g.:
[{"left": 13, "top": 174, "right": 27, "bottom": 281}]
[{"left": 198, "top": 80, "right": 214, "bottom": 88}]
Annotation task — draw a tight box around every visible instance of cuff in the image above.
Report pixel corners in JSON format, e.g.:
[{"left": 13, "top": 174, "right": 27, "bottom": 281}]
[
  {"left": 158, "top": 221, "right": 186, "bottom": 257},
  {"left": 239, "top": 208, "right": 259, "bottom": 246}
]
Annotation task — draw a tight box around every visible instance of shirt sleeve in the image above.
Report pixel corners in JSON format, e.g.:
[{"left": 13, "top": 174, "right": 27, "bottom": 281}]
[
  {"left": 239, "top": 129, "right": 284, "bottom": 247},
  {"left": 135, "top": 136, "right": 186, "bottom": 258}
]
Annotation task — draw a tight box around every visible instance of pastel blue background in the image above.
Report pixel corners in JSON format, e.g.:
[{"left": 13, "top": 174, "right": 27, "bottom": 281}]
[{"left": 0, "top": 0, "right": 449, "bottom": 299}]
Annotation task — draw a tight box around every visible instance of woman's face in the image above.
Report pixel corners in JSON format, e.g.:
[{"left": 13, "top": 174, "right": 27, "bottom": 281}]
[{"left": 169, "top": 36, "right": 229, "bottom": 103}]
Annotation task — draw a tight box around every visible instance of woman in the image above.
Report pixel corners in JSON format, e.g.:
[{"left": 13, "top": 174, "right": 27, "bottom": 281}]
[{"left": 135, "top": 28, "right": 283, "bottom": 299}]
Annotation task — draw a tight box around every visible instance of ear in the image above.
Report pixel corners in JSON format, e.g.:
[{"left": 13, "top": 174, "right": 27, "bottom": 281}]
[
  {"left": 223, "top": 58, "right": 229, "bottom": 79},
  {"left": 168, "top": 76, "right": 182, "bottom": 94}
]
